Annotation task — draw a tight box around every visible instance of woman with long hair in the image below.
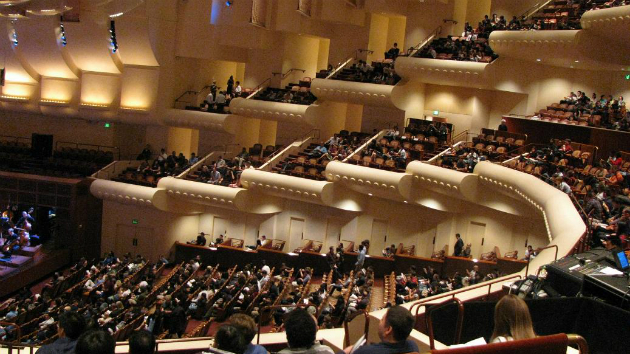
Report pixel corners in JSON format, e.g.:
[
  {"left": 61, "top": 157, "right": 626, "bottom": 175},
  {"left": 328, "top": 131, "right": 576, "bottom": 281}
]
[{"left": 490, "top": 294, "right": 536, "bottom": 343}]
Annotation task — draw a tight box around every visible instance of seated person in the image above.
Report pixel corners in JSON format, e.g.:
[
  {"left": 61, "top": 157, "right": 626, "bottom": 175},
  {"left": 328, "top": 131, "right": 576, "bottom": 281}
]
[
  {"left": 196, "top": 232, "right": 207, "bottom": 246},
  {"left": 343, "top": 306, "right": 418, "bottom": 354},
  {"left": 279, "top": 308, "right": 334, "bottom": 354},
  {"left": 490, "top": 294, "right": 536, "bottom": 343},
  {"left": 213, "top": 324, "right": 248, "bottom": 354}
]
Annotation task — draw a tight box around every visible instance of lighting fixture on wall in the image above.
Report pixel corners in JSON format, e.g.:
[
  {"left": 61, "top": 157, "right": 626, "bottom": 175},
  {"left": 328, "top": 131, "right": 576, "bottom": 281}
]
[
  {"left": 59, "top": 16, "right": 67, "bottom": 46},
  {"left": 226, "top": 1, "right": 233, "bottom": 6},
  {"left": 10, "top": 22, "right": 18, "bottom": 46},
  {"left": 109, "top": 20, "right": 118, "bottom": 53}
]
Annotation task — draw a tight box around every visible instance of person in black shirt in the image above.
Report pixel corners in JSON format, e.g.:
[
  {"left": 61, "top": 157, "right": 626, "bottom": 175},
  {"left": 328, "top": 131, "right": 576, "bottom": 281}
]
[
  {"left": 453, "top": 233, "right": 464, "bottom": 256},
  {"left": 196, "top": 232, "right": 207, "bottom": 246}
]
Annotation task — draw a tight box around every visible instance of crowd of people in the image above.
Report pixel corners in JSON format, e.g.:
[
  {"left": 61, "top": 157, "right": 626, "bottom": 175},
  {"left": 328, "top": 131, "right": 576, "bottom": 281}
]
[
  {"left": 532, "top": 91, "right": 629, "bottom": 131},
  {"left": 134, "top": 146, "right": 200, "bottom": 180},
  {"left": 331, "top": 59, "right": 401, "bottom": 86},
  {"left": 202, "top": 76, "right": 243, "bottom": 113},
  {"left": 193, "top": 150, "right": 256, "bottom": 188},
  {"left": 276, "top": 131, "right": 371, "bottom": 180},
  {"left": 252, "top": 87, "right": 317, "bottom": 106},
  {"left": 506, "top": 139, "right": 630, "bottom": 249}
]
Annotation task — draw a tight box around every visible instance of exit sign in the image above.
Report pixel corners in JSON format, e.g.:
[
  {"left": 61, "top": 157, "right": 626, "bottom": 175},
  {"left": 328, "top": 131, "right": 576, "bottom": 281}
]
[
  {"left": 132, "top": 219, "right": 138, "bottom": 224},
  {"left": 433, "top": 110, "right": 440, "bottom": 116},
  {"left": 625, "top": 74, "right": 630, "bottom": 80}
]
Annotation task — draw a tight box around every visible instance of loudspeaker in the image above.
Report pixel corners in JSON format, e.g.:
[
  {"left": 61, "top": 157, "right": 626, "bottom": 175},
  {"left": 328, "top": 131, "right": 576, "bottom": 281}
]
[{"left": 31, "top": 133, "right": 53, "bottom": 158}]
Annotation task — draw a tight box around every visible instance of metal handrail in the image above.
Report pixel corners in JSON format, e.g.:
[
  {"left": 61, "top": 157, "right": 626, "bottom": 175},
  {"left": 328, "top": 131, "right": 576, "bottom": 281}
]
[
  {"left": 523, "top": 0, "right": 554, "bottom": 20},
  {"left": 567, "top": 334, "right": 589, "bottom": 354},
  {"left": 175, "top": 85, "right": 213, "bottom": 104},
  {"left": 524, "top": 244, "right": 559, "bottom": 276},
  {"left": 410, "top": 274, "right": 524, "bottom": 317},
  {"left": 326, "top": 51, "right": 357, "bottom": 79},
  {"left": 0, "top": 322, "right": 21, "bottom": 344},
  {"left": 259, "top": 129, "right": 320, "bottom": 170},
  {"left": 408, "top": 25, "right": 442, "bottom": 57},
  {"left": 427, "top": 141, "right": 466, "bottom": 164},
  {"left": 55, "top": 141, "right": 121, "bottom": 160},
  {"left": 246, "top": 77, "right": 272, "bottom": 99},
  {"left": 343, "top": 310, "right": 370, "bottom": 347},
  {"left": 272, "top": 68, "right": 306, "bottom": 80},
  {"left": 343, "top": 129, "right": 388, "bottom": 162},
  {"left": 424, "top": 298, "right": 464, "bottom": 349},
  {"left": 0, "top": 135, "right": 31, "bottom": 145},
  {"left": 450, "top": 130, "right": 469, "bottom": 144}
]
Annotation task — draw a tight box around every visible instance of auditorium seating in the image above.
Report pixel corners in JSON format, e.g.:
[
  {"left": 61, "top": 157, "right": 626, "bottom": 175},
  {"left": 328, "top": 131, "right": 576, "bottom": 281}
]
[
  {"left": 0, "top": 138, "right": 114, "bottom": 179},
  {"left": 347, "top": 130, "right": 451, "bottom": 172},
  {"left": 322, "top": 59, "right": 401, "bottom": 85},
  {"left": 272, "top": 130, "right": 372, "bottom": 180},
  {"left": 252, "top": 86, "right": 317, "bottom": 106},
  {"left": 526, "top": 94, "right": 628, "bottom": 132}
]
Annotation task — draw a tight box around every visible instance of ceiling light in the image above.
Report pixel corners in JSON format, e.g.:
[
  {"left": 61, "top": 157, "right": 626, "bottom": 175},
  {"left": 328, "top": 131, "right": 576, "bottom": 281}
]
[
  {"left": 536, "top": 59, "right": 541, "bottom": 62},
  {"left": 574, "top": 60, "right": 579, "bottom": 63}
]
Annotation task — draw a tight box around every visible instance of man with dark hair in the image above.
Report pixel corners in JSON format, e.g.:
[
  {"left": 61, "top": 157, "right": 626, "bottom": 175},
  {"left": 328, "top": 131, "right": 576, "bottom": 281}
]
[
  {"left": 196, "top": 232, "right": 207, "bottom": 246},
  {"left": 228, "top": 314, "right": 267, "bottom": 354},
  {"left": 453, "top": 233, "right": 464, "bottom": 257},
  {"left": 129, "top": 330, "right": 156, "bottom": 354},
  {"left": 214, "top": 324, "right": 248, "bottom": 354},
  {"left": 279, "top": 308, "right": 334, "bottom": 354},
  {"left": 344, "top": 306, "right": 418, "bottom": 354},
  {"left": 74, "top": 330, "right": 115, "bottom": 354},
  {"left": 36, "top": 311, "right": 86, "bottom": 354}
]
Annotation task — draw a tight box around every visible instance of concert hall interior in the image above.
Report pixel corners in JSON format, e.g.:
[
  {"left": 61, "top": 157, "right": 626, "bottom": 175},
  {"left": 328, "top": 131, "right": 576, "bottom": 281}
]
[{"left": 1, "top": 0, "right": 630, "bottom": 353}]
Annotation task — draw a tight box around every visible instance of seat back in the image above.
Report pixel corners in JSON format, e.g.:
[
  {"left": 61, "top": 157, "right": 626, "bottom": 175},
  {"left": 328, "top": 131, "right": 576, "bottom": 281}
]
[{"left": 429, "top": 334, "right": 570, "bottom": 354}]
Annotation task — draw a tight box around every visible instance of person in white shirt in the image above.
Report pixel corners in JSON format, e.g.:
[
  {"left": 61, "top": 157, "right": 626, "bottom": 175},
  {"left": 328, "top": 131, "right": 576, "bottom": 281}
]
[
  {"left": 261, "top": 260, "right": 271, "bottom": 275},
  {"left": 204, "top": 92, "right": 214, "bottom": 111},
  {"left": 234, "top": 81, "right": 242, "bottom": 97}
]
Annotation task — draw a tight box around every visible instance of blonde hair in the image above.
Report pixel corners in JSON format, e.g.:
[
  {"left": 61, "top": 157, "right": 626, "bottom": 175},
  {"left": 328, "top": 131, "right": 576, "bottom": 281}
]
[{"left": 490, "top": 294, "right": 536, "bottom": 342}]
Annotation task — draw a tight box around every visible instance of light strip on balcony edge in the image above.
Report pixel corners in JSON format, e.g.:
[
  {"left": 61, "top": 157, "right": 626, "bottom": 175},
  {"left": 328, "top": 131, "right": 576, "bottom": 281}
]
[
  {"left": 120, "top": 106, "right": 149, "bottom": 113},
  {"left": 80, "top": 102, "right": 111, "bottom": 110},
  {"left": 40, "top": 99, "right": 70, "bottom": 106},
  {"left": 0, "top": 95, "right": 29, "bottom": 102}
]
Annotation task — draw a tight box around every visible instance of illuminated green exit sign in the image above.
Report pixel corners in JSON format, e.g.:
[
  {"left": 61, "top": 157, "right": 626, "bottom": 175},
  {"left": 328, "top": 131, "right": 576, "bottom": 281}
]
[
  {"left": 625, "top": 74, "right": 630, "bottom": 80},
  {"left": 132, "top": 219, "right": 138, "bottom": 224}
]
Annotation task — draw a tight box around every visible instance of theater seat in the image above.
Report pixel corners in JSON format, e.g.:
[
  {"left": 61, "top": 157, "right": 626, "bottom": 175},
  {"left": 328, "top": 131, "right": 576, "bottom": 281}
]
[{"left": 426, "top": 334, "right": 587, "bottom": 354}]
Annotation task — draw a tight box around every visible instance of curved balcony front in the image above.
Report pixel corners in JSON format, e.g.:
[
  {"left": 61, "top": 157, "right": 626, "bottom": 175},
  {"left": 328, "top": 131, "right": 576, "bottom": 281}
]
[
  {"left": 489, "top": 29, "right": 627, "bottom": 70},
  {"left": 240, "top": 169, "right": 366, "bottom": 212},
  {"left": 161, "top": 109, "right": 238, "bottom": 134},
  {"left": 90, "top": 179, "right": 204, "bottom": 214},
  {"left": 90, "top": 178, "right": 163, "bottom": 209},
  {"left": 394, "top": 56, "right": 491, "bottom": 89},
  {"left": 229, "top": 97, "right": 314, "bottom": 125},
  {"left": 474, "top": 161, "right": 586, "bottom": 251},
  {"left": 581, "top": 5, "right": 630, "bottom": 47},
  {"left": 310, "top": 79, "right": 396, "bottom": 108},
  {"left": 157, "top": 177, "right": 283, "bottom": 214}
]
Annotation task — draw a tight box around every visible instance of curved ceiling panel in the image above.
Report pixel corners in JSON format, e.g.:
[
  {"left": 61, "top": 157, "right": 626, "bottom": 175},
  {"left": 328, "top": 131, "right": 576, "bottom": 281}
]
[
  {"left": 63, "top": 10, "right": 121, "bottom": 73},
  {"left": 13, "top": 16, "right": 78, "bottom": 78}
]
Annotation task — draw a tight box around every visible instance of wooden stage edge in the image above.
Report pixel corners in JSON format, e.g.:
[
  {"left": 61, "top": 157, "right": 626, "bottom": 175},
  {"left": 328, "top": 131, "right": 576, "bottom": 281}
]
[{"left": 0, "top": 248, "right": 72, "bottom": 298}]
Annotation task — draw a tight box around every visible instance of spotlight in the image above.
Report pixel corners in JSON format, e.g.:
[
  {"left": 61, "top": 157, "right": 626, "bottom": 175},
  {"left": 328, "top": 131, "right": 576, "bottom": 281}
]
[
  {"left": 109, "top": 20, "right": 118, "bottom": 54},
  {"left": 226, "top": 0, "right": 232, "bottom": 6},
  {"left": 59, "top": 19, "right": 67, "bottom": 47}
]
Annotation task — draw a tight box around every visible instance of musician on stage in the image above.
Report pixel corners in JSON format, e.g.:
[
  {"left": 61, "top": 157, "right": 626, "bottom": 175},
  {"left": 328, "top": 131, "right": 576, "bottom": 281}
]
[{"left": 15, "top": 210, "right": 34, "bottom": 230}]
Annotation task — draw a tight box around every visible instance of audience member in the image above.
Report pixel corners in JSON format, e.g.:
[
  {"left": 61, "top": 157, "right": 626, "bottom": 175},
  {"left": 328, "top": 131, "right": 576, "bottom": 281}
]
[
  {"left": 453, "top": 233, "right": 464, "bottom": 256},
  {"left": 129, "top": 330, "right": 156, "bottom": 354},
  {"left": 215, "top": 324, "right": 248, "bottom": 354},
  {"left": 343, "top": 306, "right": 418, "bottom": 354},
  {"left": 75, "top": 330, "right": 116, "bottom": 354},
  {"left": 228, "top": 314, "right": 268, "bottom": 354},
  {"left": 279, "top": 308, "right": 334, "bottom": 354},
  {"left": 36, "top": 311, "right": 86, "bottom": 354},
  {"left": 490, "top": 295, "right": 536, "bottom": 343}
]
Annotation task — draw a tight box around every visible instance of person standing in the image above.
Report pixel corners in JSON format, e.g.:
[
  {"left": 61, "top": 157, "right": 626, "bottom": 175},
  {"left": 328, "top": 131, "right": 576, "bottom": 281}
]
[
  {"left": 227, "top": 75, "right": 235, "bottom": 96},
  {"left": 454, "top": 233, "right": 464, "bottom": 257},
  {"left": 355, "top": 244, "right": 366, "bottom": 273}
]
